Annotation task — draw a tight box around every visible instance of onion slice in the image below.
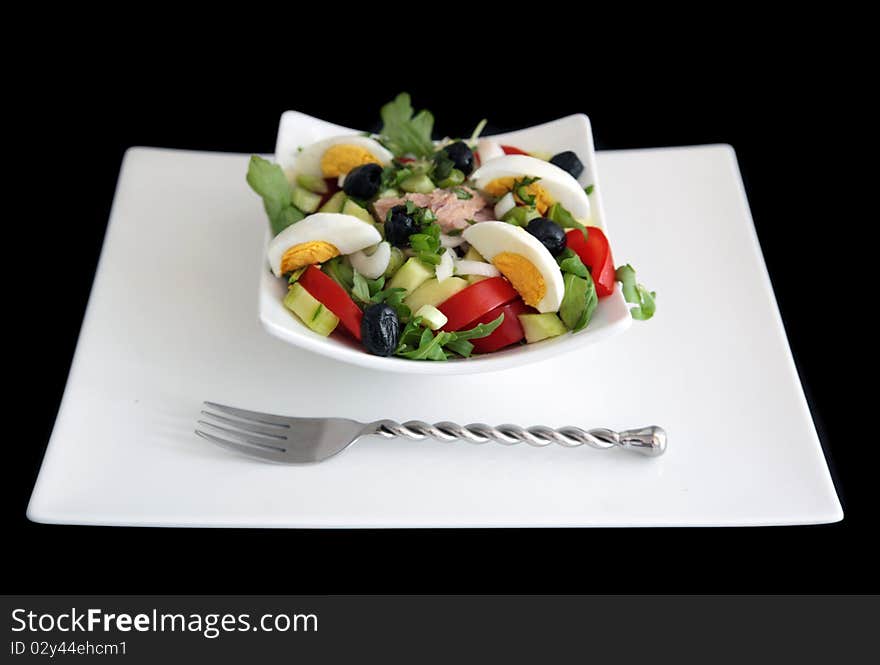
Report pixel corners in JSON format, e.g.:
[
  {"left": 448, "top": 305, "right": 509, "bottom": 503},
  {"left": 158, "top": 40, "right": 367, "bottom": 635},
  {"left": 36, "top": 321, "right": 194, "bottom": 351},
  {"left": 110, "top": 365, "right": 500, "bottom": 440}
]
[
  {"left": 453, "top": 259, "right": 500, "bottom": 278},
  {"left": 435, "top": 248, "right": 455, "bottom": 283},
  {"left": 440, "top": 234, "right": 466, "bottom": 249},
  {"left": 349, "top": 242, "right": 391, "bottom": 280},
  {"left": 494, "top": 192, "right": 516, "bottom": 219}
]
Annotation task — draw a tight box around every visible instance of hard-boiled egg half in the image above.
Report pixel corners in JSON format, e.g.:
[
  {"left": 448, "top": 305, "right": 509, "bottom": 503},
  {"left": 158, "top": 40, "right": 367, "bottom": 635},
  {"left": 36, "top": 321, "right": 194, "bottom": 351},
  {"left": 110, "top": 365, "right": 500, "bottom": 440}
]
[
  {"left": 462, "top": 222, "right": 564, "bottom": 313},
  {"left": 267, "top": 213, "right": 381, "bottom": 277},
  {"left": 288, "top": 135, "right": 393, "bottom": 180},
  {"left": 471, "top": 155, "right": 591, "bottom": 222}
]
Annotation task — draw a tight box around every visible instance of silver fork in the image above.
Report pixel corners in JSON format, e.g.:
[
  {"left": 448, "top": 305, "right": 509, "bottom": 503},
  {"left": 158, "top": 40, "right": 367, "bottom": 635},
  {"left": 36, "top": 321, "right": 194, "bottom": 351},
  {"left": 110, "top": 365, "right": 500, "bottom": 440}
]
[{"left": 195, "top": 401, "right": 667, "bottom": 464}]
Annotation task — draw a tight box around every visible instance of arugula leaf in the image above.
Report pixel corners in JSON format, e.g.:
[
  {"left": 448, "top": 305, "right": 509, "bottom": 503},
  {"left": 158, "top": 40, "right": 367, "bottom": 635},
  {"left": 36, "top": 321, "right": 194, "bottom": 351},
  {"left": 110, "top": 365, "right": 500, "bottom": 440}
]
[
  {"left": 556, "top": 248, "right": 590, "bottom": 278},
  {"left": 246, "top": 156, "right": 304, "bottom": 236},
  {"left": 547, "top": 202, "right": 588, "bottom": 240},
  {"left": 615, "top": 264, "right": 656, "bottom": 320},
  {"left": 396, "top": 316, "right": 426, "bottom": 353},
  {"left": 379, "top": 93, "right": 436, "bottom": 159},
  {"left": 399, "top": 332, "right": 449, "bottom": 361},
  {"left": 443, "top": 338, "right": 474, "bottom": 357},
  {"left": 351, "top": 270, "right": 371, "bottom": 304},
  {"left": 393, "top": 313, "right": 505, "bottom": 360},
  {"left": 453, "top": 188, "right": 473, "bottom": 200},
  {"left": 452, "top": 314, "right": 505, "bottom": 340}
]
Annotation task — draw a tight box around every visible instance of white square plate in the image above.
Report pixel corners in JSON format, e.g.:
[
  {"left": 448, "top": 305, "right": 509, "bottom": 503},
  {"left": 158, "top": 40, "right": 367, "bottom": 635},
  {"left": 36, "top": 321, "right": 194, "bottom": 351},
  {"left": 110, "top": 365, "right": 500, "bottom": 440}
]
[
  {"left": 260, "top": 113, "right": 631, "bottom": 374},
  {"left": 27, "top": 143, "right": 842, "bottom": 527}
]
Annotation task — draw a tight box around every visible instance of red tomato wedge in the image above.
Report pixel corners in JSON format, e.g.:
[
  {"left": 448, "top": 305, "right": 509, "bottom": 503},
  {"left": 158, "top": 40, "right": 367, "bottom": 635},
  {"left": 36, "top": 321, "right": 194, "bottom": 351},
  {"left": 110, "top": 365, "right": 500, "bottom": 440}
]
[
  {"left": 501, "top": 145, "right": 530, "bottom": 156},
  {"left": 438, "top": 277, "right": 519, "bottom": 332},
  {"left": 471, "top": 299, "right": 531, "bottom": 353},
  {"left": 298, "top": 265, "right": 363, "bottom": 340},
  {"left": 566, "top": 227, "right": 616, "bottom": 298}
]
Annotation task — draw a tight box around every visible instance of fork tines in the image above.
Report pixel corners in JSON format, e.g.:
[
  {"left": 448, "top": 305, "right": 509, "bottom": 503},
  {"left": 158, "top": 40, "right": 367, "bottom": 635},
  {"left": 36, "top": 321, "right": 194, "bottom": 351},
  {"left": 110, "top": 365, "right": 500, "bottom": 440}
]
[{"left": 195, "top": 402, "right": 291, "bottom": 463}]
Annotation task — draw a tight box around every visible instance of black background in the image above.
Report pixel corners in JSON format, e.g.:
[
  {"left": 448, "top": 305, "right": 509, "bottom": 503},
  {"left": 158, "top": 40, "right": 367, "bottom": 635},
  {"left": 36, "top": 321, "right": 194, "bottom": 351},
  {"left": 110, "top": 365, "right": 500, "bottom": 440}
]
[{"left": 6, "top": 34, "right": 870, "bottom": 594}]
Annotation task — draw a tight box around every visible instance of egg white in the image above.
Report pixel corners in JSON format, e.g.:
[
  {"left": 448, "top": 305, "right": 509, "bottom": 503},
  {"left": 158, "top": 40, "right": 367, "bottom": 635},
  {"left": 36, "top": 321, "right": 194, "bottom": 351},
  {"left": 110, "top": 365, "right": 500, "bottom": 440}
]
[
  {"left": 284, "top": 135, "right": 393, "bottom": 179},
  {"left": 471, "top": 155, "right": 591, "bottom": 222},
  {"left": 267, "top": 213, "right": 381, "bottom": 277},
  {"left": 462, "top": 221, "right": 564, "bottom": 313}
]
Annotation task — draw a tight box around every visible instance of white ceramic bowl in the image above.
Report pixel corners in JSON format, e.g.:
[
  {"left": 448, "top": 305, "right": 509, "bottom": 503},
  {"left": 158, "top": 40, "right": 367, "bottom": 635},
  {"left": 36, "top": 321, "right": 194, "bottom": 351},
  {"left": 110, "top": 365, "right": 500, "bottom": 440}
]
[{"left": 259, "top": 111, "right": 632, "bottom": 374}]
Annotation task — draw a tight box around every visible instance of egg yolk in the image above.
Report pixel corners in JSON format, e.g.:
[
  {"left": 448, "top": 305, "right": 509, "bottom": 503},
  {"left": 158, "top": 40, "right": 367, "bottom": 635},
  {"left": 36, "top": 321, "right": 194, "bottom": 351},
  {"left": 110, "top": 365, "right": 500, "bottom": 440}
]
[
  {"left": 492, "top": 252, "right": 546, "bottom": 308},
  {"left": 483, "top": 178, "right": 553, "bottom": 215},
  {"left": 320, "top": 145, "right": 382, "bottom": 177},
  {"left": 280, "top": 241, "right": 340, "bottom": 274}
]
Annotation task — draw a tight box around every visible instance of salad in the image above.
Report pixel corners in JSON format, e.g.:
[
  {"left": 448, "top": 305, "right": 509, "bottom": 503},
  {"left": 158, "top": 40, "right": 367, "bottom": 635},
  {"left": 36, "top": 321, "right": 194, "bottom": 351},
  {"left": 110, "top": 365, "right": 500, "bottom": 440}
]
[{"left": 248, "top": 93, "right": 655, "bottom": 361}]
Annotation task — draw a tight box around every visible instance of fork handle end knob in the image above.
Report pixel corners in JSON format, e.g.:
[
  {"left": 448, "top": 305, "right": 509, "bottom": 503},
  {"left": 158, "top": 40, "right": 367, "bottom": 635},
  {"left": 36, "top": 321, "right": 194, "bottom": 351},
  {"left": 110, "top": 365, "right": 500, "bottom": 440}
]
[{"left": 618, "top": 426, "right": 667, "bottom": 456}]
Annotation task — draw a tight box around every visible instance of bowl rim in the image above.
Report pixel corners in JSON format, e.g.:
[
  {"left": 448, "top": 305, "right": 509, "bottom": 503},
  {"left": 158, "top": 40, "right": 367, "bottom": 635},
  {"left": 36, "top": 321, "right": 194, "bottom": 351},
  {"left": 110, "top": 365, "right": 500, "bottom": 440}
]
[{"left": 259, "top": 111, "right": 632, "bottom": 375}]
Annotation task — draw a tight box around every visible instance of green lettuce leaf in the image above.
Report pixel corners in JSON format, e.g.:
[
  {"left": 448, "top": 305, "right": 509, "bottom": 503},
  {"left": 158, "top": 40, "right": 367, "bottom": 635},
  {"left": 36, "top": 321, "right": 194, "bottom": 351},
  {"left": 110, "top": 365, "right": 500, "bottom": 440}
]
[{"left": 245, "top": 155, "right": 304, "bottom": 236}]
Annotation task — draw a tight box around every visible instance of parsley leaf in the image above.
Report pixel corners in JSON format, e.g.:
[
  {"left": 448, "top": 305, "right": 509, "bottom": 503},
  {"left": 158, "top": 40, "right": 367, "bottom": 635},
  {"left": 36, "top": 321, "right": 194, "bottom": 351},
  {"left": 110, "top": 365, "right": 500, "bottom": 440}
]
[
  {"left": 381, "top": 164, "right": 414, "bottom": 190},
  {"left": 371, "top": 287, "right": 411, "bottom": 322},
  {"left": 378, "top": 93, "right": 435, "bottom": 159},
  {"left": 367, "top": 275, "right": 385, "bottom": 297},
  {"left": 615, "top": 264, "right": 656, "bottom": 320},
  {"left": 405, "top": 204, "right": 444, "bottom": 265},
  {"left": 513, "top": 176, "right": 541, "bottom": 207},
  {"left": 431, "top": 150, "right": 456, "bottom": 182},
  {"left": 453, "top": 188, "right": 473, "bottom": 200},
  {"left": 245, "top": 155, "right": 304, "bottom": 236}
]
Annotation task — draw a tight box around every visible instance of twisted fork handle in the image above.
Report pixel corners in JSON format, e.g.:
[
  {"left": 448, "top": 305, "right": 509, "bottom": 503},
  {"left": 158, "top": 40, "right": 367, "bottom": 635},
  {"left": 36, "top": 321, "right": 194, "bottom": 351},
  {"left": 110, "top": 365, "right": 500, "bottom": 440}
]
[{"left": 370, "top": 421, "right": 666, "bottom": 457}]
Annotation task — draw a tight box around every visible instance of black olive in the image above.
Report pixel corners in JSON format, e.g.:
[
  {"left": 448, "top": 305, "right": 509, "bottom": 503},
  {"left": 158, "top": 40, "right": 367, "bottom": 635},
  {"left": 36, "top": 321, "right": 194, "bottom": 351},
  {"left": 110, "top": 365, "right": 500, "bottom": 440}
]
[
  {"left": 384, "top": 204, "right": 418, "bottom": 247},
  {"left": 361, "top": 303, "right": 400, "bottom": 356},
  {"left": 343, "top": 163, "right": 383, "bottom": 200},
  {"left": 526, "top": 217, "right": 567, "bottom": 257},
  {"left": 549, "top": 151, "right": 584, "bottom": 179},
  {"left": 442, "top": 141, "right": 475, "bottom": 176}
]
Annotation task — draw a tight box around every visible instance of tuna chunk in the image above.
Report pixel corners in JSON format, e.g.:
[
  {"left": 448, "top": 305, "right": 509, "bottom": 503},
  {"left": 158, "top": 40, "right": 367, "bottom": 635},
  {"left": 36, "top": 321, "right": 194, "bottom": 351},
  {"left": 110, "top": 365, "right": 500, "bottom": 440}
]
[{"left": 372, "top": 187, "right": 494, "bottom": 232}]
